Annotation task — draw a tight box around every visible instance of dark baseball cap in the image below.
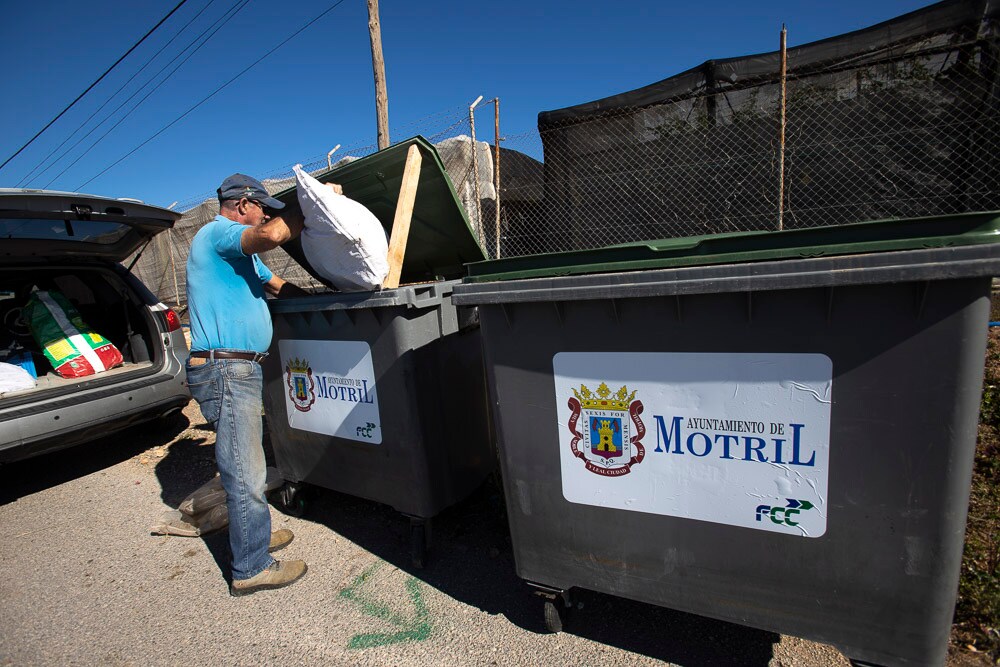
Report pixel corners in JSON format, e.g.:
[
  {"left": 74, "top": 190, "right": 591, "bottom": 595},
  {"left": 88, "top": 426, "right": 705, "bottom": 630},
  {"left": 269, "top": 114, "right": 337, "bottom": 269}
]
[{"left": 216, "top": 173, "right": 285, "bottom": 210}]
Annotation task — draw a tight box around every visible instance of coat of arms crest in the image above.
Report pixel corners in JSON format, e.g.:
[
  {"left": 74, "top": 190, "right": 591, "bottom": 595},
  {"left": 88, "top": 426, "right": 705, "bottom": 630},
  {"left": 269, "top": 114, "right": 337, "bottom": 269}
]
[
  {"left": 567, "top": 382, "right": 645, "bottom": 477},
  {"left": 285, "top": 357, "right": 316, "bottom": 412}
]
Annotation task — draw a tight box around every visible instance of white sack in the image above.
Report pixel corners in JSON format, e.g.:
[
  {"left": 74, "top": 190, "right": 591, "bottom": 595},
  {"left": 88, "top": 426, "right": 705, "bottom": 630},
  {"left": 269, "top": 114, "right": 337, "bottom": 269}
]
[
  {"left": 294, "top": 164, "right": 389, "bottom": 291},
  {"left": 178, "top": 468, "right": 283, "bottom": 517},
  {"left": 0, "top": 361, "right": 36, "bottom": 394},
  {"left": 150, "top": 468, "right": 284, "bottom": 537},
  {"left": 149, "top": 505, "right": 228, "bottom": 537}
]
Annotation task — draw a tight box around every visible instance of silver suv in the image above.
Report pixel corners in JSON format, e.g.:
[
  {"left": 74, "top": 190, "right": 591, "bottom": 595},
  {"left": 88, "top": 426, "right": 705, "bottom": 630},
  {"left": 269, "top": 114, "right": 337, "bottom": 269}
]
[{"left": 0, "top": 189, "right": 190, "bottom": 462}]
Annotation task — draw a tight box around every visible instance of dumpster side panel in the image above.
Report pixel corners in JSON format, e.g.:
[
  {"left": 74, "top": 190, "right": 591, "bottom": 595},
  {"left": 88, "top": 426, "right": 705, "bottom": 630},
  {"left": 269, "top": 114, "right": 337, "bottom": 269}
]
[
  {"left": 480, "top": 277, "right": 990, "bottom": 666},
  {"left": 264, "top": 305, "right": 431, "bottom": 514},
  {"left": 263, "top": 289, "right": 494, "bottom": 518},
  {"left": 417, "top": 322, "right": 496, "bottom": 511}
]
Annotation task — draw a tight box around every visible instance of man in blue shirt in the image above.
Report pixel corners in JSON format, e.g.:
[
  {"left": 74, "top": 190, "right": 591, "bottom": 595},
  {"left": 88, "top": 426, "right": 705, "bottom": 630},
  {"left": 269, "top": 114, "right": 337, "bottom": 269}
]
[{"left": 186, "top": 173, "right": 308, "bottom": 596}]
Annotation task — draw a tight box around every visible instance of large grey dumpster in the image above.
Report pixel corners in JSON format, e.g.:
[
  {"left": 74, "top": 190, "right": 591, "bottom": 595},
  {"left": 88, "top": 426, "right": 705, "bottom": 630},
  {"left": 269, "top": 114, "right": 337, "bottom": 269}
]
[
  {"left": 261, "top": 137, "right": 492, "bottom": 567},
  {"left": 452, "top": 212, "right": 1000, "bottom": 666}
]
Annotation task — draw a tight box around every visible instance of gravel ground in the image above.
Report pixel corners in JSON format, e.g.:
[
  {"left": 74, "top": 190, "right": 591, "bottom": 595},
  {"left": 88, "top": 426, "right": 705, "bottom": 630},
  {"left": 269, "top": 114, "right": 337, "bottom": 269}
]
[{"left": 0, "top": 400, "right": 981, "bottom": 666}]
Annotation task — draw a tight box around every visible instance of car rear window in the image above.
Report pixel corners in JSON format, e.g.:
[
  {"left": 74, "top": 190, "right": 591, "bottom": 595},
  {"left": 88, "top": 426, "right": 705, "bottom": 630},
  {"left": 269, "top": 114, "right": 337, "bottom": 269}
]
[{"left": 0, "top": 218, "right": 131, "bottom": 244}]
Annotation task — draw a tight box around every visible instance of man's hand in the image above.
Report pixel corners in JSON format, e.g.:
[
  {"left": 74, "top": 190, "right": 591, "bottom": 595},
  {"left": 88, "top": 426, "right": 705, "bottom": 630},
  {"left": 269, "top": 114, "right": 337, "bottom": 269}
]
[
  {"left": 325, "top": 182, "right": 343, "bottom": 195},
  {"left": 263, "top": 275, "right": 309, "bottom": 299}
]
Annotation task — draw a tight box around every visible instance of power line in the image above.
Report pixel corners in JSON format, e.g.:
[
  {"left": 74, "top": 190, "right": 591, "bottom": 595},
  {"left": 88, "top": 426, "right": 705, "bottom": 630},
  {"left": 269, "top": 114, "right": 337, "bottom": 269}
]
[
  {"left": 77, "top": 0, "right": 350, "bottom": 191},
  {"left": 0, "top": 0, "right": 190, "bottom": 174},
  {"left": 18, "top": 0, "right": 221, "bottom": 187},
  {"left": 41, "top": 0, "right": 253, "bottom": 189}
]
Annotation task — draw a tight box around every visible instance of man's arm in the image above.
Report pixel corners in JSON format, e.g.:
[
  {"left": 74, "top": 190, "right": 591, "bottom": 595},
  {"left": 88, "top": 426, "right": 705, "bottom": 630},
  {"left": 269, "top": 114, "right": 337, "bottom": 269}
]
[
  {"left": 241, "top": 206, "right": 305, "bottom": 255},
  {"left": 263, "top": 274, "right": 309, "bottom": 299}
]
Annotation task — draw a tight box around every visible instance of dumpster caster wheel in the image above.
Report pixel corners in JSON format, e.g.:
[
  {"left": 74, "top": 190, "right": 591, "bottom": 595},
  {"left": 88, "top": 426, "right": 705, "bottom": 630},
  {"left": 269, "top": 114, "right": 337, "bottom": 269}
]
[
  {"left": 538, "top": 590, "right": 572, "bottom": 633},
  {"left": 543, "top": 599, "right": 566, "bottom": 633},
  {"left": 277, "top": 483, "right": 306, "bottom": 518},
  {"left": 409, "top": 520, "right": 427, "bottom": 569}
]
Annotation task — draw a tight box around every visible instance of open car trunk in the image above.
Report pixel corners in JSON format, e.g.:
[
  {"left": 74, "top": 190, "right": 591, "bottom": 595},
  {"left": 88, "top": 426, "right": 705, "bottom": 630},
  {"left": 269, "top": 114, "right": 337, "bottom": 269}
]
[{"left": 0, "top": 264, "right": 163, "bottom": 403}]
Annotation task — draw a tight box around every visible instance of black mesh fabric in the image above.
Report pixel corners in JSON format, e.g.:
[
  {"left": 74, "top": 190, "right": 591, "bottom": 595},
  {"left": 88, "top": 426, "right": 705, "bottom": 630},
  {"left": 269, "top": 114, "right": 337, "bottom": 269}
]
[{"left": 530, "top": 0, "right": 1000, "bottom": 253}]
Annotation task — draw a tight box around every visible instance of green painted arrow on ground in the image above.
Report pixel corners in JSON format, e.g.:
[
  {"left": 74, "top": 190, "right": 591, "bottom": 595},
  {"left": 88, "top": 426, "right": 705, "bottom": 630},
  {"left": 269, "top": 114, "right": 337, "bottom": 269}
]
[{"left": 339, "top": 562, "right": 432, "bottom": 649}]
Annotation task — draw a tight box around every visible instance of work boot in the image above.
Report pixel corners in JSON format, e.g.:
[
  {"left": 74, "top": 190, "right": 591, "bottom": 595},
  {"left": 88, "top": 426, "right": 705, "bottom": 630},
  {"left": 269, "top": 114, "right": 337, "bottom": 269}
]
[
  {"left": 230, "top": 560, "right": 307, "bottom": 597},
  {"left": 269, "top": 529, "right": 294, "bottom": 552}
]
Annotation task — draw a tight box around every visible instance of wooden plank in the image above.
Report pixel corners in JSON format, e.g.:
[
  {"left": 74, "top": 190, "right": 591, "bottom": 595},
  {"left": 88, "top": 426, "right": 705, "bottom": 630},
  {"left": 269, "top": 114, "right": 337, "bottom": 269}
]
[{"left": 382, "top": 144, "right": 422, "bottom": 289}]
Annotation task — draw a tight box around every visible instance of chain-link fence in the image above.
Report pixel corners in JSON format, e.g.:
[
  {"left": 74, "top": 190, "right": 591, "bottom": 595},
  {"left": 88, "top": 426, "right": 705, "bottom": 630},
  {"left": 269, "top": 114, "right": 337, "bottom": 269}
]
[{"left": 488, "top": 0, "right": 1000, "bottom": 258}]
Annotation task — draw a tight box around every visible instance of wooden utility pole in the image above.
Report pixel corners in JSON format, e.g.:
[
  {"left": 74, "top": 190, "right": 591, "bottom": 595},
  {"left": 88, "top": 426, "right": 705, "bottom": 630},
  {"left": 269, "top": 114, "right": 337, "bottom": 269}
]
[{"left": 368, "top": 0, "right": 390, "bottom": 150}]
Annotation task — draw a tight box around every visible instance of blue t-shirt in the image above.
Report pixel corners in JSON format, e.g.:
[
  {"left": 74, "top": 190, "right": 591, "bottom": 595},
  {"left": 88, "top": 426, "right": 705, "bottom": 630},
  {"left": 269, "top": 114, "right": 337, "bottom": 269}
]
[{"left": 186, "top": 215, "right": 274, "bottom": 353}]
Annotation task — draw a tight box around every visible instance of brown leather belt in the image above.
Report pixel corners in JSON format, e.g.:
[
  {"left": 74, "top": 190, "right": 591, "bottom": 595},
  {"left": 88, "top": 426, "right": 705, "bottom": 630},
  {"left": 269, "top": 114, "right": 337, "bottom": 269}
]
[{"left": 189, "top": 350, "right": 268, "bottom": 364}]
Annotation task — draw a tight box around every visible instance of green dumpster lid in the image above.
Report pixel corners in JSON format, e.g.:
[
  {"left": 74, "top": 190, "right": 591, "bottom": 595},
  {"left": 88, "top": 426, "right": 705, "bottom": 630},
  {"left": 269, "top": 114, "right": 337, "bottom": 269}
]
[
  {"left": 274, "top": 136, "right": 485, "bottom": 285},
  {"left": 464, "top": 211, "right": 1000, "bottom": 282}
]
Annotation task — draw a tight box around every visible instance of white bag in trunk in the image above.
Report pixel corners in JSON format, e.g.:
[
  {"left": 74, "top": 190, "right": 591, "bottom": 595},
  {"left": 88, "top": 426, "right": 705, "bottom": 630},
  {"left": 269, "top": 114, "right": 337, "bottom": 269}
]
[
  {"left": 294, "top": 164, "right": 389, "bottom": 291},
  {"left": 0, "top": 361, "right": 35, "bottom": 394}
]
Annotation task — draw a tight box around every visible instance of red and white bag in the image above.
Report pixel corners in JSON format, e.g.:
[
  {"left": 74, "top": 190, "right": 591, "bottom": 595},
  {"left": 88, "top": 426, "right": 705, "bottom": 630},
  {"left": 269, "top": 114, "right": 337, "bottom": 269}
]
[{"left": 24, "top": 290, "right": 123, "bottom": 378}]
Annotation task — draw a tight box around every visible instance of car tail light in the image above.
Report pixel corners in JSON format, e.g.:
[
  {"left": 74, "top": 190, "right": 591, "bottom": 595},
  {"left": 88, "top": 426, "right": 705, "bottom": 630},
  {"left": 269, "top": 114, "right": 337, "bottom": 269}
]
[
  {"left": 150, "top": 302, "right": 183, "bottom": 334},
  {"left": 163, "top": 308, "right": 182, "bottom": 332}
]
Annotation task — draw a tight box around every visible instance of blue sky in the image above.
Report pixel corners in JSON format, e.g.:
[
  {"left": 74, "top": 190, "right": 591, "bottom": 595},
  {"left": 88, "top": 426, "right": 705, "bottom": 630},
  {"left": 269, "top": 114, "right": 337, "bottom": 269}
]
[{"left": 0, "top": 0, "right": 931, "bottom": 209}]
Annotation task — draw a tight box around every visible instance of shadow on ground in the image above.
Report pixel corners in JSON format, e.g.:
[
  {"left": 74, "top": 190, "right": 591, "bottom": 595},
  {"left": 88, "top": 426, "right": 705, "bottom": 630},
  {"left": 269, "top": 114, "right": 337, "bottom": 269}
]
[
  {"left": 274, "top": 465, "right": 780, "bottom": 666},
  {"left": 0, "top": 412, "right": 191, "bottom": 505},
  {"left": 151, "top": 431, "right": 238, "bottom": 583},
  {"left": 153, "top": 433, "right": 216, "bottom": 508},
  {"left": 3, "top": 410, "right": 780, "bottom": 665},
  {"left": 147, "top": 410, "right": 235, "bottom": 580},
  {"left": 229, "top": 417, "right": 781, "bottom": 663}
]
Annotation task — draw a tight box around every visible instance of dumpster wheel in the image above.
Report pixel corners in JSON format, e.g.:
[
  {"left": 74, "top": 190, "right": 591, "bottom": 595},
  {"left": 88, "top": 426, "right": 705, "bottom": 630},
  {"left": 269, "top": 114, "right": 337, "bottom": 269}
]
[
  {"left": 543, "top": 600, "right": 565, "bottom": 633},
  {"left": 276, "top": 482, "right": 307, "bottom": 518},
  {"left": 535, "top": 588, "right": 573, "bottom": 634}
]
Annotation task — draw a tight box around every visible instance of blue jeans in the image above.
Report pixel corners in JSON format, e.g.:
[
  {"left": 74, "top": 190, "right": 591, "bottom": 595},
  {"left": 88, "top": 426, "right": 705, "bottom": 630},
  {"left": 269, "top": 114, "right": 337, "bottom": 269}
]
[{"left": 186, "top": 356, "right": 274, "bottom": 580}]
